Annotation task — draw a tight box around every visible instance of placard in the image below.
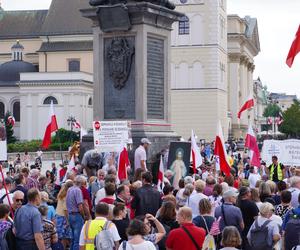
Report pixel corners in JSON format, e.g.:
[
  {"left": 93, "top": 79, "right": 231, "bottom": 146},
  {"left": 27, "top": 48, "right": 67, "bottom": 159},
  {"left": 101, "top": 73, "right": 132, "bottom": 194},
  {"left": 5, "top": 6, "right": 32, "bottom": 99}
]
[
  {"left": 93, "top": 121, "right": 130, "bottom": 152},
  {"left": 261, "top": 139, "right": 300, "bottom": 166}
]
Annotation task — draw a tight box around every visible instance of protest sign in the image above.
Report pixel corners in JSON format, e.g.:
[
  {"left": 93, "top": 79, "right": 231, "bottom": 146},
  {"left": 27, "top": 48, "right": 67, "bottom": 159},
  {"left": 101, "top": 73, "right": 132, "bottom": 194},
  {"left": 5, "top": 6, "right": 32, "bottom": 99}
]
[{"left": 261, "top": 139, "right": 300, "bottom": 166}]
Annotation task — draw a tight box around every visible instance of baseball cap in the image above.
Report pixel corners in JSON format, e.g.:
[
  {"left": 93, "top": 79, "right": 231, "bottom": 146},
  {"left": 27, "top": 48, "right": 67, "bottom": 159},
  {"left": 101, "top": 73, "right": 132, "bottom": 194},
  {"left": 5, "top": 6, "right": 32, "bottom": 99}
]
[
  {"left": 141, "top": 138, "right": 151, "bottom": 144},
  {"left": 222, "top": 189, "right": 239, "bottom": 199}
]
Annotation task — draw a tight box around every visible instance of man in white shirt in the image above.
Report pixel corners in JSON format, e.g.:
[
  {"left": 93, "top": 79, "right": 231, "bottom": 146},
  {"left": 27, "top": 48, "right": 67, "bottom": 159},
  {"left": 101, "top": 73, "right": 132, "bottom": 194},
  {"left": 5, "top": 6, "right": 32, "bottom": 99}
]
[
  {"left": 288, "top": 176, "right": 300, "bottom": 208},
  {"left": 134, "top": 138, "right": 151, "bottom": 171},
  {"left": 248, "top": 166, "right": 261, "bottom": 189},
  {"left": 186, "top": 179, "right": 207, "bottom": 218}
]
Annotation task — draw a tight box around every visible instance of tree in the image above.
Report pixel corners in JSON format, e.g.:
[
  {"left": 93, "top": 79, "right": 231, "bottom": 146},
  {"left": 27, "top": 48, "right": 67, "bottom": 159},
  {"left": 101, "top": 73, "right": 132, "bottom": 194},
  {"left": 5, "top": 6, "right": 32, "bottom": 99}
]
[
  {"left": 279, "top": 100, "right": 300, "bottom": 138},
  {"left": 4, "top": 111, "right": 16, "bottom": 144},
  {"left": 263, "top": 103, "right": 281, "bottom": 117},
  {"left": 52, "top": 128, "right": 79, "bottom": 143}
]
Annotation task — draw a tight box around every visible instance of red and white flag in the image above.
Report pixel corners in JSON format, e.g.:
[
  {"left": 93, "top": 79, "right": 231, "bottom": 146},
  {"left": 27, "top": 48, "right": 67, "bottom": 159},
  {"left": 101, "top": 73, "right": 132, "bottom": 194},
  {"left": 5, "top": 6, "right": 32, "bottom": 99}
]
[
  {"left": 72, "top": 121, "right": 81, "bottom": 129},
  {"left": 267, "top": 117, "right": 273, "bottom": 125},
  {"left": 275, "top": 116, "right": 283, "bottom": 125},
  {"left": 42, "top": 100, "right": 58, "bottom": 149},
  {"left": 245, "top": 125, "right": 261, "bottom": 167},
  {"left": 118, "top": 146, "right": 130, "bottom": 181},
  {"left": 191, "top": 130, "right": 202, "bottom": 174},
  {"left": 286, "top": 25, "right": 300, "bottom": 68},
  {"left": 7, "top": 116, "right": 15, "bottom": 127},
  {"left": 238, "top": 94, "right": 254, "bottom": 119},
  {"left": 157, "top": 155, "right": 165, "bottom": 192},
  {"left": 214, "top": 121, "right": 231, "bottom": 176},
  {"left": 62, "top": 155, "right": 75, "bottom": 182}
]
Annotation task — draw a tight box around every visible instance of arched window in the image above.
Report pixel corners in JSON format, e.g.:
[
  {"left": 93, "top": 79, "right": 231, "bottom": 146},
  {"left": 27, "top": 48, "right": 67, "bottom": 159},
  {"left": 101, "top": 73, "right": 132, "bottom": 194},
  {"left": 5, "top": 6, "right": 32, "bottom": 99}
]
[
  {"left": 13, "top": 101, "right": 20, "bottom": 122},
  {"left": 43, "top": 96, "right": 58, "bottom": 105},
  {"left": 88, "top": 97, "right": 92, "bottom": 106},
  {"left": 0, "top": 102, "right": 4, "bottom": 119},
  {"left": 179, "top": 16, "right": 189, "bottom": 35}
]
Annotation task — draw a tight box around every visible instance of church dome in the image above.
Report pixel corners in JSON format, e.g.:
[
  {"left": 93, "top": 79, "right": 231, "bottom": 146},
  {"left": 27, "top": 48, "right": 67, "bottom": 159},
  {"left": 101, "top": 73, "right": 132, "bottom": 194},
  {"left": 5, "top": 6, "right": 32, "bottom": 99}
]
[
  {"left": 0, "top": 60, "right": 37, "bottom": 82},
  {"left": 0, "top": 40, "right": 37, "bottom": 82}
]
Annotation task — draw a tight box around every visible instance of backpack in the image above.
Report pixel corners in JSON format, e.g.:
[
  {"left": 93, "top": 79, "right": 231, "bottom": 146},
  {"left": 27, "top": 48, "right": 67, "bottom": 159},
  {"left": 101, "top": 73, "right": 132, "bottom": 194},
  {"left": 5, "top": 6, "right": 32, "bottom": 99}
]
[
  {"left": 285, "top": 210, "right": 300, "bottom": 250},
  {"left": 94, "top": 221, "right": 115, "bottom": 250},
  {"left": 200, "top": 216, "right": 216, "bottom": 250},
  {"left": 249, "top": 219, "right": 272, "bottom": 250},
  {"left": 0, "top": 226, "right": 15, "bottom": 250}
]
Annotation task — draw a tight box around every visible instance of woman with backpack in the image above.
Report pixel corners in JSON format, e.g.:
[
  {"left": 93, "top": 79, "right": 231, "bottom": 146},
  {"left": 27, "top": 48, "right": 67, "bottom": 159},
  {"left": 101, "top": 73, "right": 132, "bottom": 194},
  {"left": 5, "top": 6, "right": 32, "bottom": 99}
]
[{"left": 247, "top": 202, "right": 281, "bottom": 250}]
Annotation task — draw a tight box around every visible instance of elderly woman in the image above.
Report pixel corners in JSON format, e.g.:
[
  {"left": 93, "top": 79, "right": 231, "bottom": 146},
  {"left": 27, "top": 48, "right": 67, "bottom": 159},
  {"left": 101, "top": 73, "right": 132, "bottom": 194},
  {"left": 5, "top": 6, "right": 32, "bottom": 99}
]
[
  {"left": 247, "top": 202, "right": 281, "bottom": 249},
  {"left": 220, "top": 226, "right": 242, "bottom": 250}
]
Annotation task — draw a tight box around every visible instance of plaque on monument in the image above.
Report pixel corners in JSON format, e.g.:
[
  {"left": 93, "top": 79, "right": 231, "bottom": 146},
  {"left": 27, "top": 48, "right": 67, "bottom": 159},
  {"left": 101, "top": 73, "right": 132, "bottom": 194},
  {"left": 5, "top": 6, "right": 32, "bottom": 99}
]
[
  {"left": 97, "top": 5, "right": 131, "bottom": 32},
  {"left": 104, "top": 36, "right": 135, "bottom": 119},
  {"left": 147, "top": 37, "right": 165, "bottom": 119}
]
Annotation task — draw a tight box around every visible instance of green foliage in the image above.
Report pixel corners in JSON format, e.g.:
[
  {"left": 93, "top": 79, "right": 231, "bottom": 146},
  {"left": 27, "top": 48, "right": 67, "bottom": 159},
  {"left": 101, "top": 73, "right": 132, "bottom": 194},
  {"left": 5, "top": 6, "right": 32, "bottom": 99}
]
[
  {"left": 263, "top": 103, "right": 281, "bottom": 118},
  {"left": 279, "top": 100, "right": 300, "bottom": 138},
  {"left": 4, "top": 111, "right": 16, "bottom": 144},
  {"left": 7, "top": 139, "right": 73, "bottom": 153},
  {"left": 52, "top": 128, "right": 79, "bottom": 143}
]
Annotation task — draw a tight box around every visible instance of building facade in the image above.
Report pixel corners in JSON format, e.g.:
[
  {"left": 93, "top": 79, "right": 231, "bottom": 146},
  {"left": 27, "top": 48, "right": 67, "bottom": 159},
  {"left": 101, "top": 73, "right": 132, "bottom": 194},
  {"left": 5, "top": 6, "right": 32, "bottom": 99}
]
[{"left": 0, "top": 0, "right": 260, "bottom": 142}]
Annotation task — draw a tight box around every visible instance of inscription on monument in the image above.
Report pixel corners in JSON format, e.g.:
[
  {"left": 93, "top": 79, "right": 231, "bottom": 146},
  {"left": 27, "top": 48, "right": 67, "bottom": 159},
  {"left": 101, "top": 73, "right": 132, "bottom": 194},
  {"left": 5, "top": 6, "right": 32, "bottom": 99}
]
[
  {"left": 104, "top": 36, "right": 135, "bottom": 119},
  {"left": 147, "top": 37, "right": 164, "bottom": 119}
]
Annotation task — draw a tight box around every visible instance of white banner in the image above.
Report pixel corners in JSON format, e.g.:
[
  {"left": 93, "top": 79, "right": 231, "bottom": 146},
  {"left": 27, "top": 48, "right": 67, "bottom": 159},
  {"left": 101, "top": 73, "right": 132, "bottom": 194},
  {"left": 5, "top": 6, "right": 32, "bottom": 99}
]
[
  {"left": 93, "top": 121, "right": 130, "bottom": 152},
  {"left": 261, "top": 139, "right": 300, "bottom": 166},
  {"left": 0, "top": 125, "right": 7, "bottom": 161}
]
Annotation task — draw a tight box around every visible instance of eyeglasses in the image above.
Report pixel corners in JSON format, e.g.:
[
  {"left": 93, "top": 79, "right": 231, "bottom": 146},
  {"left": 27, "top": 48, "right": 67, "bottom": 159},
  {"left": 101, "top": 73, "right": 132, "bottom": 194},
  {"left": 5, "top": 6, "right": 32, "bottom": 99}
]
[{"left": 16, "top": 199, "right": 23, "bottom": 203}]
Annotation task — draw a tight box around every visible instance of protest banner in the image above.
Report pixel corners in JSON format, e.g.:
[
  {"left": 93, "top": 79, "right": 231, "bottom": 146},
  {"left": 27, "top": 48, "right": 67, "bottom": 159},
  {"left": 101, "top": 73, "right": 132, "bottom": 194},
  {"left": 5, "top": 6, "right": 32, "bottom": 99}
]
[
  {"left": 93, "top": 121, "right": 131, "bottom": 152},
  {"left": 261, "top": 139, "right": 300, "bottom": 166}
]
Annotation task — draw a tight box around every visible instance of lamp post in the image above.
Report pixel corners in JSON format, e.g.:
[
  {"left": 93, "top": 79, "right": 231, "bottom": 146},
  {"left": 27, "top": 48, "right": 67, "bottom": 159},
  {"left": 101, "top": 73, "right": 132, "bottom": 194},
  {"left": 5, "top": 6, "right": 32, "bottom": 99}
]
[{"left": 67, "top": 116, "right": 76, "bottom": 143}]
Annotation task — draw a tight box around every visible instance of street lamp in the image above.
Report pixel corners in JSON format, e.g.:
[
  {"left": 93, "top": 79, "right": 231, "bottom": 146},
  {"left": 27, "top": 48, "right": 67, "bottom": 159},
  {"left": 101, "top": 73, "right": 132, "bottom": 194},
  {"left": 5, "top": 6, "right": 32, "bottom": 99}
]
[{"left": 67, "top": 116, "right": 76, "bottom": 132}]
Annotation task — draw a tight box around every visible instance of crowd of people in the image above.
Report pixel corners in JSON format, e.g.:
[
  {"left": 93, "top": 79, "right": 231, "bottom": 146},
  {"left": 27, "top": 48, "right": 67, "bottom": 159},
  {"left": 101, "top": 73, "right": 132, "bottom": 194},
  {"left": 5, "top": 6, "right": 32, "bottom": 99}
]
[{"left": 1, "top": 138, "right": 300, "bottom": 250}]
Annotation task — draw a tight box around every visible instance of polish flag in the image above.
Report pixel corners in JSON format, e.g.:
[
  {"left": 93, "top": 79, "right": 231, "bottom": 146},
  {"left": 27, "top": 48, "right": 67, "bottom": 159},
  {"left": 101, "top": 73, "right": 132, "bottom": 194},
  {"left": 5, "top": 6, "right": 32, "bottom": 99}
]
[
  {"left": 191, "top": 130, "right": 202, "bottom": 174},
  {"left": 72, "top": 121, "right": 81, "bottom": 129},
  {"left": 245, "top": 125, "right": 261, "bottom": 167},
  {"left": 7, "top": 116, "right": 15, "bottom": 127},
  {"left": 62, "top": 155, "right": 75, "bottom": 182},
  {"left": 267, "top": 117, "right": 273, "bottom": 125},
  {"left": 214, "top": 121, "right": 231, "bottom": 176},
  {"left": 286, "top": 25, "right": 300, "bottom": 67},
  {"left": 118, "top": 146, "right": 130, "bottom": 181},
  {"left": 42, "top": 100, "right": 58, "bottom": 149},
  {"left": 157, "top": 155, "right": 165, "bottom": 192},
  {"left": 238, "top": 94, "right": 254, "bottom": 119}
]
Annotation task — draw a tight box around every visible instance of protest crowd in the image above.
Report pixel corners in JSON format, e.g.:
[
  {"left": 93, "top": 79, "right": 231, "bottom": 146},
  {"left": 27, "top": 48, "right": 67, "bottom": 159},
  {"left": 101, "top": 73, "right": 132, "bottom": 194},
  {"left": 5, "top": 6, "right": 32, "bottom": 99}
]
[{"left": 1, "top": 138, "right": 300, "bottom": 250}]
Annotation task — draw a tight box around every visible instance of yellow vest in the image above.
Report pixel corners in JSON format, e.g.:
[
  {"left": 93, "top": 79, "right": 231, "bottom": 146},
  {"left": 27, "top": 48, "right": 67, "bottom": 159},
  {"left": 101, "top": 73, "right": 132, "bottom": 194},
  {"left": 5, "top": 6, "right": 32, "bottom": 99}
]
[
  {"left": 83, "top": 218, "right": 106, "bottom": 250},
  {"left": 270, "top": 163, "right": 283, "bottom": 181}
]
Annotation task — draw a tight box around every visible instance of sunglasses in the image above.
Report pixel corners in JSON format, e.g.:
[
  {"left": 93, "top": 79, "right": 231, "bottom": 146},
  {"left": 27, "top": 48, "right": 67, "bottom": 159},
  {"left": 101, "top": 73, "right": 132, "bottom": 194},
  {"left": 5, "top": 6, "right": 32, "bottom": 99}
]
[{"left": 16, "top": 199, "right": 23, "bottom": 203}]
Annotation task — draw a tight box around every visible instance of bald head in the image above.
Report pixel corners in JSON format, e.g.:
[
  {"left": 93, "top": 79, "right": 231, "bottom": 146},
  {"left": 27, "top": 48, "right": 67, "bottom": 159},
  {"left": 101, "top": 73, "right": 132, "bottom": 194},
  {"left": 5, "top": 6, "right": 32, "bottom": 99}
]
[{"left": 177, "top": 207, "right": 193, "bottom": 225}]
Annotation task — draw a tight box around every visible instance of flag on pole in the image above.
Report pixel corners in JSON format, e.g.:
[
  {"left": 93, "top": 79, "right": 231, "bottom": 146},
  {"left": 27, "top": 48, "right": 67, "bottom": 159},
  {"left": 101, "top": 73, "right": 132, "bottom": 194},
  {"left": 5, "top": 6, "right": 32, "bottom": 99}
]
[
  {"left": 42, "top": 100, "right": 58, "bottom": 149},
  {"left": 191, "top": 130, "right": 202, "bottom": 174},
  {"left": 7, "top": 116, "right": 15, "bottom": 127},
  {"left": 214, "top": 121, "right": 231, "bottom": 176},
  {"left": 157, "top": 155, "right": 165, "bottom": 192},
  {"left": 286, "top": 25, "right": 300, "bottom": 67},
  {"left": 62, "top": 155, "right": 75, "bottom": 183},
  {"left": 72, "top": 120, "right": 81, "bottom": 129},
  {"left": 118, "top": 146, "right": 130, "bottom": 181},
  {"left": 237, "top": 94, "right": 254, "bottom": 119},
  {"left": 267, "top": 117, "right": 273, "bottom": 125},
  {"left": 275, "top": 116, "right": 283, "bottom": 125},
  {"left": 245, "top": 125, "right": 261, "bottom": 167}
]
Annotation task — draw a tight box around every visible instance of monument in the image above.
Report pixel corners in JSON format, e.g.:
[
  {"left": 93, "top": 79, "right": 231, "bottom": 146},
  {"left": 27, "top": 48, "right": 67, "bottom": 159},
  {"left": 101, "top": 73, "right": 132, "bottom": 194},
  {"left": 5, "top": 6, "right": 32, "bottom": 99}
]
[{"left": 80, "top": 0, "right": 182, "bottom": 160}]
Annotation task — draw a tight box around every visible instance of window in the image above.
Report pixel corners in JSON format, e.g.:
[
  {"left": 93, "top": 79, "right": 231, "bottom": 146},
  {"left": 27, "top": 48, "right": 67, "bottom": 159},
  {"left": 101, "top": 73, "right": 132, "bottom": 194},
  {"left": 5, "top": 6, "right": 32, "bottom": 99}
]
[
  {"left": 0, "top": 102, "right": 4, "bottom": 119},
  {"left": 13, "top": 101, "right": 20, "bottom": 122},
  {"left": 43, "top": 96, "right": 58, "bottom": 105},
  {"left": 179, "top": 16, "right": 189, "bottom": 35},
  {"left": 88, "top": 97, "right": 92, "bottom": 106},
  {"left": 68, "top": 59, "right": 80, "bottom": 72}
]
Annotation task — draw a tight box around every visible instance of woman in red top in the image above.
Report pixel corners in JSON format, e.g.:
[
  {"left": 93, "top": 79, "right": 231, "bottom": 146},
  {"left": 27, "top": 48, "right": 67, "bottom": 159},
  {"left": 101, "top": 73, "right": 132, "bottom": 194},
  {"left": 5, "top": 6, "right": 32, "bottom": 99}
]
[{"left": 81, "top": 178, "right": 92, "bottom": 219}]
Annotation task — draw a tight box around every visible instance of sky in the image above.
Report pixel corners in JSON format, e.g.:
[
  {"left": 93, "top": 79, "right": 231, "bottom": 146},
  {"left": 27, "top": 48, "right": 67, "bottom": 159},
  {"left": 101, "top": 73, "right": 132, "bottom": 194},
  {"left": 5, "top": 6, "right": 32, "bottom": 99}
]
[{"left": 2, "top": 0, "right": 300, "bottom": 96}]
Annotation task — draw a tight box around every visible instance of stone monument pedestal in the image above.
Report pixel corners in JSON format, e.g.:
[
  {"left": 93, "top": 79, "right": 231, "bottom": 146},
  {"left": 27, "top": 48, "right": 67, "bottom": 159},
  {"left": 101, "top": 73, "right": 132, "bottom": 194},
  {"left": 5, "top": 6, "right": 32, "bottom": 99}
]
[{"left": 81, "top": 3, "right": 182, "bottom": 162}]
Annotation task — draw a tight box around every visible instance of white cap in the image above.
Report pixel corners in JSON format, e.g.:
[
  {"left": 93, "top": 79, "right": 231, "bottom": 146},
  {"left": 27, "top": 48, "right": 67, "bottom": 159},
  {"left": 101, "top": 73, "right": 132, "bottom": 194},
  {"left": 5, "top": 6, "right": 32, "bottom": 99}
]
[{"left": 141, "top": 138, "right": 151, "bottom": 145}]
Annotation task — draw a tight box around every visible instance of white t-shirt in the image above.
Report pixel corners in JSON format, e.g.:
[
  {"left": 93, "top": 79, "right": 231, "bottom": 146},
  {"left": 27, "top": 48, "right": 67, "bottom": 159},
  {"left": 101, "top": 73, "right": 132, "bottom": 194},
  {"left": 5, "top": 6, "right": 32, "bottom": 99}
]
[
  {"left": 79, "top": 217, "right": 120, "bottom": 246},
  {"left": 186, "top": 192, "right": 208, "bottom": 218},
  {"left": 134, "top": 146, "right": 147, "bottom": 170},
  {"left": 248, "top": 173, "right": 261, "bottom": 189},
  {"left": 119, "top": 240, "right": 156, "bottom": 250}
]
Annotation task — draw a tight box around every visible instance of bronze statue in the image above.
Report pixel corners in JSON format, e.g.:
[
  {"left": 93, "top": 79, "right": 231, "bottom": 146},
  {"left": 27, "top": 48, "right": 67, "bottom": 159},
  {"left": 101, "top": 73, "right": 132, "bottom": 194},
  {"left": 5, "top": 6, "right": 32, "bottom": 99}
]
[{"left": 89, "top": 0, "right": 175, "bottom": 10}]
